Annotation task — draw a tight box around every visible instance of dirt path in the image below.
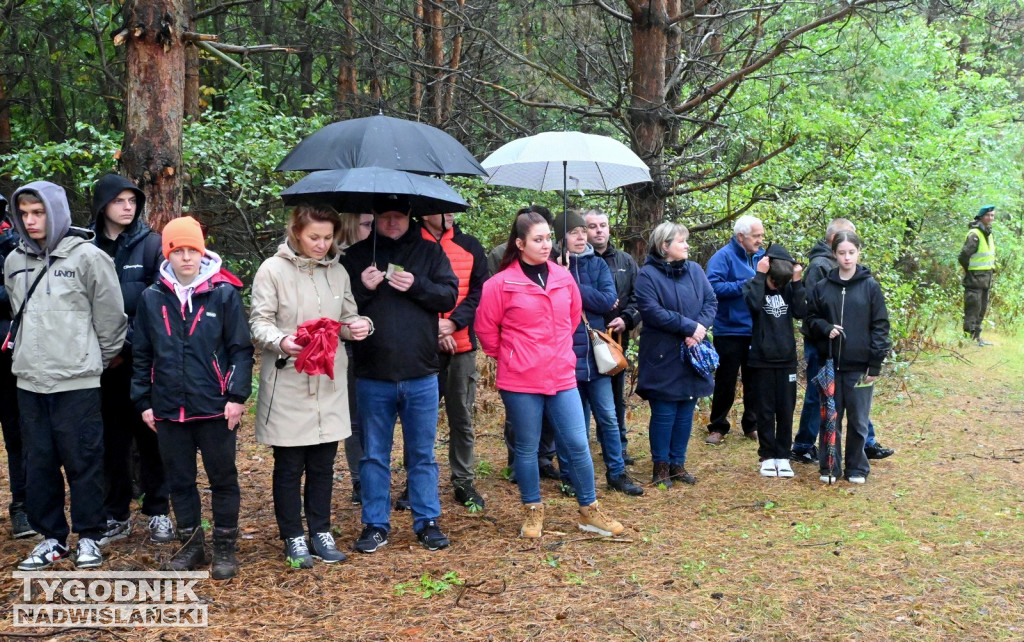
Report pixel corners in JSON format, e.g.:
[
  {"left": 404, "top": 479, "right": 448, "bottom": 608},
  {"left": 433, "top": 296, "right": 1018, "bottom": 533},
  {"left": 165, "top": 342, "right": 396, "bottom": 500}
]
[{"left": 0, "top": 334, "right": 1021, "bottom": 640}]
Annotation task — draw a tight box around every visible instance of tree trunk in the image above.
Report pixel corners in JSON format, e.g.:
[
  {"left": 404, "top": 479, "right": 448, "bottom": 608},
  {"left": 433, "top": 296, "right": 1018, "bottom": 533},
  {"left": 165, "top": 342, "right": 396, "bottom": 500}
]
[
  {"left": 335, "top": 0, "right": 358, "bottom": 119},
  {"left": 442, "top": 0, "right": 465, "bottom": 125},
  {"left": 427, "top": 0, "right": 445, "bottom": 125},
  {"left": 121, "top": 0, "right": 188, "bottom": 231},
  {"left": 411, "top": 0, "right": 424, "bottom": 115},
  {"left": 0, "top": 74, "right": 11, "bottom": 154}
]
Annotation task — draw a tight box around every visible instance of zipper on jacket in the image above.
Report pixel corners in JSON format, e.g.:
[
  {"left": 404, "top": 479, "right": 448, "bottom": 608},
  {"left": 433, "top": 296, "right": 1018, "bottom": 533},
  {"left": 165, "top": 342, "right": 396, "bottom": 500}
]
[
  {"left": 212, "top": 353, "right": 226, "bottom": 395},
  {"left": 188, "top": 306, "right": 204, "bottom": 336},
  {"left": 162, "top": 306, "right": 172, "bottom": 336}
]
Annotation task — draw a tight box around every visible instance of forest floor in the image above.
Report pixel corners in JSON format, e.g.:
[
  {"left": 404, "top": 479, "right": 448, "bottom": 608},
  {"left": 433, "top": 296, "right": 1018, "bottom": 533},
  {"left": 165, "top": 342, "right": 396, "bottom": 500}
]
[{"left": 0, "top": 326, "right": 1022, "bottom": 641}]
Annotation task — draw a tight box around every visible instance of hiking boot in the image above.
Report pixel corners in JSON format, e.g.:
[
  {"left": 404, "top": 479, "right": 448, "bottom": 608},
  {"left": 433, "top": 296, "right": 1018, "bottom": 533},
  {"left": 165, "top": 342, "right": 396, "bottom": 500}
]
[
  {"left": 351, "top": 481, "right": 362, "bottom": 505},
  {"left": 18, "top": 538, "right": 69, "bottom": 571},
  {"left": 865, "top": 443, "right": 894, "bottom": 460},
  {"left": 759, "top": 459, "right": 778, "bottom": 477},
  {"left": 846, "top": 475, "right": 866, "bottom": 484},
  {"left": 310, "top": 531, "right": 347, "bottom": 564},
  {"left": 75, "top": 538, "right": 103, "bottom": 569},
  {"left": 559, "top": 481, "right": 577, "bottom": 498},
  {"left": 669, "top": 464, "right": 697, "bottom": 485},
  {"left": 148, "top": 514, "right": 175, "bottom": 544},
  {"left": 283, "top": 535, "right": 314, "bottom": 569},
  {"left": 776, "top": 459, "right": 795, "bottom": 478},
  {"left": 622, "top": 452, "right": 636, "bottom": 466},
  {"left": 539, "top": 463, "right": 561, "bottom": 480},
  {"left": 705, "top": 432, "right": 724, "bottom": 445},
  {"left": 791, "top": 447, "right": 817, "bottom": 465},
  {"left": 607, "top": 472, "right": 644, "bottom": 496},
  {"left": 99, "top": 517, "right": 132, "bottom": 547},
  {"left": 9, "top": 503, "right": 36, "bottom": 539},
  {"left": 354, "top": 526, "right": 389, "bottom": 554},
  {"left": 520, "top": 503, "right": 544, "bottom": 538},
  {"left": 211, "top": 527, "right": 239, "bottom": 579},
  {"left": 394, "top": 486, "right": 411, "bottom": 511},
  {"left": 652, "top": 462, "right": 673, "bottom": 488},
  {"left": 167, "top": 527, "right": 208, "bottom": 571},
  {"left": 416, "top": 520, "right": 450, "bottom": 551},
  {"left": 578, "top": 501, "right": 624, "bottom": 537},
  {"left": 745, "top": 430, "right": 759, "bottom": 441},
  {"left": 453, "top": 483, "right": 485, "bottom": 510}
]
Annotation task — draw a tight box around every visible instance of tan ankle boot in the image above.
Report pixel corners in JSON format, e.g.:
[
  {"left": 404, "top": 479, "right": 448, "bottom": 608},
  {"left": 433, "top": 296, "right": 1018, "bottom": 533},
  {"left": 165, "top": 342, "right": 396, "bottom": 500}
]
[
  {"left": 578, "top": 501, "right": 624, "bottom": 537},
  {"left": 520, "top": 503, "right": 545, "bottom": 538}
]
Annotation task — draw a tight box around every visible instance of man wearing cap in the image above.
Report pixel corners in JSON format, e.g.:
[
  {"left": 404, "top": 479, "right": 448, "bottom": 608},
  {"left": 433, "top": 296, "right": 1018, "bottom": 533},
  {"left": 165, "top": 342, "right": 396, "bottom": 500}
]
[
  {"left": 958, "top": 205, "right": 996, "bottom": 346},
  {"left": 5, "top": 181, "right": 127, "bottom": 571},
  {"left": 342, "top": 194, "right": 458, "bottom": 554}
]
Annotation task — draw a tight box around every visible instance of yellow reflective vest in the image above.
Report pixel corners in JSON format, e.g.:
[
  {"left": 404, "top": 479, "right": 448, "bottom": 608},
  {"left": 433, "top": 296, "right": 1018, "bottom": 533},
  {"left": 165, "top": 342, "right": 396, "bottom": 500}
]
[{"left": 967, "top": 229, "right": 995, "bottom": 271}]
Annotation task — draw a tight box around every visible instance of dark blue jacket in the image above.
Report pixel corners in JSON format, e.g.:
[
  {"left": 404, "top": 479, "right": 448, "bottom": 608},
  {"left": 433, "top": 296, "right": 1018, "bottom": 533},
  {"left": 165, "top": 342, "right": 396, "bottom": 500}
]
[
  {"left": 705, "top": 237, "right": 765, "bottom": 336},
  {"left": 635, "top": 254, "right": 717, "bottom": 401},
  {"left": 0, "top": 220, "right": 19, "bottom": 334},
  {"left": 567, "top": 245, "right": 616, "bottom": 382}
]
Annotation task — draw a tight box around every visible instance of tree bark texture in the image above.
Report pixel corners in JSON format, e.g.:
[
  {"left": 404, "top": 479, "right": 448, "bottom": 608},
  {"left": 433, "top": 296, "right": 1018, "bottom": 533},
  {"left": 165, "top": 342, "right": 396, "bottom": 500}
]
[
  {"left": 0, "top": 74, "right": 11, "bottom": 154},
  {"left": 121, "top": 0, "right": 188, "bottom": 231},
  {"left": 336, "top": 0, "right": 359, "bottom": 119}
]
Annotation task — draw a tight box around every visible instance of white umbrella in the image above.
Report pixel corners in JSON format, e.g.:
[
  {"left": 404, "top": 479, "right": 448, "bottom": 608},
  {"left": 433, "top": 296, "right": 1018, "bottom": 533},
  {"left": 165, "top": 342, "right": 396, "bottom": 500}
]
[{"left": 481, "top": 131, "right": 652, "bottom": 255}]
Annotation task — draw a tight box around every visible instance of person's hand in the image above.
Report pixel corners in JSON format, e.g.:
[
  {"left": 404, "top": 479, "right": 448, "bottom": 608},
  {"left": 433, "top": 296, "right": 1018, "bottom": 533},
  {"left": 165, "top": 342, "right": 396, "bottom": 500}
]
[
  {"left": 863, "top": 374, "right": 877, "bottom": 384},
  {"left": 388, "top": 269, "right": 415, "bottom": 292},
  {"left": 793, "top": 264, "right": 803, "bottom": 282},
  {"left": 684, "top": 336, "right": 699, "bottom": 348},
  {"left": 692, "top": 323, "right": 707, "bottom": 342},
  {"left": 607, "top": 317, "right": 626, "bottom": 334},
  {"left": 438, "top": 318, "right": 457, "bottom": 337},
  {"left": 225, "top": 402, "right": 245, "bottom": 431},
  {"left": 756, "top": 256, "right": 770, "bottom": 274},
  {"left": 108, "top": 355, "right": 124, "bottom": 370},
  {"left": 438, "top": 335, "right": 457, "bottom": 354},
  {"left": 347, "top": 318, "right": 371, "bottom": 341},
  {"left": 142, "top": 409, "right": 156, "bottom": 432},
  {"left": 829, "top": 324, "right": 844, "bottom": 339},
  {"left": 361, "top": 265, "right": 385, "bottom": 291},
  {"left": 280, "top": 335, "right": 302, "bottom": 356}
]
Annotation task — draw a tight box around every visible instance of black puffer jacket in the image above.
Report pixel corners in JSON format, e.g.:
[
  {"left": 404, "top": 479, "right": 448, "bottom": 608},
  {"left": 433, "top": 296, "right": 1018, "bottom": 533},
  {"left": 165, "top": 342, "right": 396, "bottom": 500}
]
[
  {"left": 595, "top": 244, "right": 641, "bottom": 346},
  {"left": 342, "top": 221, "right": 458, "bottom": 382},
  {"left": 806, "top": 265, "right": 891, "bottom": 376}
]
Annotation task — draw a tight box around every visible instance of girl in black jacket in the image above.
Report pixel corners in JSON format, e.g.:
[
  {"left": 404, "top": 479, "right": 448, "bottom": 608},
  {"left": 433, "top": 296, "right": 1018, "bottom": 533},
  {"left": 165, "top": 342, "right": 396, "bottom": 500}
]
[{"left": 805, "top": 231, "right": 891, "bottom": 485}]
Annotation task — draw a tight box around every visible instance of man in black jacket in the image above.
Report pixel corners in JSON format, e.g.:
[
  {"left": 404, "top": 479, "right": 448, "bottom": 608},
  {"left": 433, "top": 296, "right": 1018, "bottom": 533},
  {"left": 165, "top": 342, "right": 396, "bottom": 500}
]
[
  {"left": 585, "top": 209, "right": 641, "bottom": 464},
  {"left": 89, "top": 174, "right": 173, "bottom": 547},
  {"left": 342, "top": 195, "right": 458, "bottom": 554}
]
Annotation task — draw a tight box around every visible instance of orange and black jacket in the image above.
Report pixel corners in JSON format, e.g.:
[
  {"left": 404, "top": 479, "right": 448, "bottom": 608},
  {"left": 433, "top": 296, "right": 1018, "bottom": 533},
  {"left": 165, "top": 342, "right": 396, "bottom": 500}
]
[{"left": 421, "top": 223, "right": 487, "bottom": 353}]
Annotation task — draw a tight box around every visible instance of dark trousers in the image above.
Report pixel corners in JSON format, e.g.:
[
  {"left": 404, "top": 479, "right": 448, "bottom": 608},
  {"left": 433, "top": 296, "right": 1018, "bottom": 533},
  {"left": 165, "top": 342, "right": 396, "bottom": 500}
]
[
  {"left": 708, "top": 335, "right": 756, "bottom": 435},
  {"left": 342, "top": 345, "right": 363, "bottom": 484},
  {"left": 156, "top": 418, "right": 239, "bottom": 530},
  {"left": 748, "top": 366, "right": 797, "bottom": 460},
  {"left": 18, "top": 388, "right": 106, "bottom": 542},
  {"left": 101, "top": 358, "right": 169, "bottom": 520},
  {"left": 272, "top": 441, "right": 339, "bottom": 539},
  {"left": 0, "top": 351, "right": 26, "bottom": 505},
  {"left": 611, "top": 368, "right": 629, "bottom": 451},
  {"left": 963, "top": 287, "right": 991, "bottom": 336}
]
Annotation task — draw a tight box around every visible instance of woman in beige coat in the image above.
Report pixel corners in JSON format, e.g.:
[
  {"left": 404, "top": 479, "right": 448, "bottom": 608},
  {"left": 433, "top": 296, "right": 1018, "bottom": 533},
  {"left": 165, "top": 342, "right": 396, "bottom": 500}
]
[{"left": 250, "top": 205, "right": 371, "bottom": 568}]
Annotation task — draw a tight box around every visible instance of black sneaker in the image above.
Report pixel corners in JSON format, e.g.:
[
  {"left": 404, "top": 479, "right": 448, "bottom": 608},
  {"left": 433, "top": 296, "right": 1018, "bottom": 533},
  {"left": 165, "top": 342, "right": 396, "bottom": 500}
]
[
  {"left": 607, "top": 472, "right": 644, "bottom": 496},
  {"left": 394, "top": 486, "right": 411, "bottom": 511},
  {"left": 9, "top": 503, "right": 36, "bottom": 539},
  {"left": 865, "top": 443, "right": 894, "bottom": 460},
  {"left": 453, "top": 483, "right": 485, "bottom": 510},
  {"left": 353, "top": 526, "right": 389, "bottom": 554},
  {"left": 310, "top": 532, "right": 347, "bottom": 563},
  {"left": 283, "top": 535, "right": 314, "bottom": 569},
  {"left": 415, "top": 520, "right": 450, "bottom": 551},
  {"left": 791, "top": 447, "right": 818, "bottom": 465},
  {"left": 351, "top": 481, "right": 362, "bottom": 505},
  {"left": 538, "top": 463, "right": 561, "bottom": 480}
]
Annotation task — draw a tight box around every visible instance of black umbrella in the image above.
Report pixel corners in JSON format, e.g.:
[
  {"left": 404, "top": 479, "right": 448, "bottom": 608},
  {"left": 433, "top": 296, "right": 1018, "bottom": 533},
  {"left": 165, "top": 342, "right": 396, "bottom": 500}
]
[
  {"left": 275, "top": 114, "right": 486, "bottom": 177},
  {"left": 280, "top": 167, "right": 469, "bottom": 216}
]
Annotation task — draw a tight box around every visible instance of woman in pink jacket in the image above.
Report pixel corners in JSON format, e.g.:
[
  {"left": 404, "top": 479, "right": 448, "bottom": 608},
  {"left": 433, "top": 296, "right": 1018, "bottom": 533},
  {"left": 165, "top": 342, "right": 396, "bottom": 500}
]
[{"left": 475, "top": 209, "right": 625, "bottom": 540}]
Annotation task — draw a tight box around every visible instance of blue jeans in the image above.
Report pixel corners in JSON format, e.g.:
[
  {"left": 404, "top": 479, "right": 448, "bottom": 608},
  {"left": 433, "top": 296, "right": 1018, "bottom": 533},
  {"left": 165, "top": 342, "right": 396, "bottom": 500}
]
[
  {"left": 500, "top": 388, "right": 597, "bottom": 507},
  {"left": 574, "top": 377, "right": 625, "bottom": 478},
  {"left": 796, "top": 341, "right": 878, "bottom": 453},
  {"left": 357, "top": 376, "right": 441, "bottom": 533},
  {"left": 648, "top": 397, "right": 697, "bottom": 466}
]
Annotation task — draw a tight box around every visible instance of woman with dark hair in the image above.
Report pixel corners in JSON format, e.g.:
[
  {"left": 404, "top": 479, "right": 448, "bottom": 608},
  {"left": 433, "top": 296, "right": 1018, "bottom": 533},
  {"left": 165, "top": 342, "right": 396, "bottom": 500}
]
[
  {"left": 805, "top": 230, "right": 890, "bottom": 484},
  {"left": 250, "top": 204, "right": 372, "bottom": 567},
  {"left": 476, "top": 210, "right": 625, "bottom": 539},
  {"left": 635, "top": 221, "right": 717, "bottom": 488}
]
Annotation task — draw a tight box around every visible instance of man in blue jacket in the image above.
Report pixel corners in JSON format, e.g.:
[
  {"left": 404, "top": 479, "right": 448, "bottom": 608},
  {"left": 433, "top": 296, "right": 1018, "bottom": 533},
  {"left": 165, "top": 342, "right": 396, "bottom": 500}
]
[{"left": 705, "top": 215, "right": 765, "bottom": 445}]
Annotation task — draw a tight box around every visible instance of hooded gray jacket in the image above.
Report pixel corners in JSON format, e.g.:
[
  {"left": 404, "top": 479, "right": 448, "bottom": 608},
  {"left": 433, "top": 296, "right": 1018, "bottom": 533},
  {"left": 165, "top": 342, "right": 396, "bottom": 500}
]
[{"left": 4, "top": 181, "right": 127, "bottom": 393}]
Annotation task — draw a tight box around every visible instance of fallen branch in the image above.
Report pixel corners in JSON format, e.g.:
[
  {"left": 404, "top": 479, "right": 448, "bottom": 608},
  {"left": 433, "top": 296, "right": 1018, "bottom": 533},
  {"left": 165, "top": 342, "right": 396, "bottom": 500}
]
[
  {"left": 798, "top": 539, "right": 843, "bottom": 547},
  {"left": 0, "top": 628, "right": 128, "bottom": 640},
  {"left": 454, "top": 578, "right": 507, "bottom": 607}
]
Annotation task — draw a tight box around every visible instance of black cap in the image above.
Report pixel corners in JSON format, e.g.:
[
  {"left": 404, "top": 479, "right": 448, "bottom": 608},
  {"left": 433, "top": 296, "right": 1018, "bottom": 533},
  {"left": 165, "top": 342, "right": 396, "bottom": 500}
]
[
  {"left": 372, "top": 193, "right": 411, "bottom": 215},
  {"left": 765, "top": 243, "right": 795, "bottom": 262}
]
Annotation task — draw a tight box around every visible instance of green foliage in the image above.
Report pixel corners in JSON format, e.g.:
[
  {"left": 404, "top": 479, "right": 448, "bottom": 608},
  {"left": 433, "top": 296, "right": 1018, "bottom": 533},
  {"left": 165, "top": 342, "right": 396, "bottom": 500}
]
[
  {"left": 394, "top": 572, "right": 465, "bottom": 599},
  {"left": 474, "top": 459, "right": 495, "bottom": 478}
]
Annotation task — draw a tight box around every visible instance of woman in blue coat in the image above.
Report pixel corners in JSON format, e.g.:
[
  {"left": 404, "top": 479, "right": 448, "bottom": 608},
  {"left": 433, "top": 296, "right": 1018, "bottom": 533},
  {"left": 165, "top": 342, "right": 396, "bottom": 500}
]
[{"left": 635, "top": 222, "right": 717, "bottom": 487}]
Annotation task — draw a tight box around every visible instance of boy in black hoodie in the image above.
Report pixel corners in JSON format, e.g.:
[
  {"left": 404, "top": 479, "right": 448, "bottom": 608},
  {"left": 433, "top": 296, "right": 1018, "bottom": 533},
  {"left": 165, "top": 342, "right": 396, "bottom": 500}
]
[{"left": 743, "top": 244, "right": 806, "bottom": 478}]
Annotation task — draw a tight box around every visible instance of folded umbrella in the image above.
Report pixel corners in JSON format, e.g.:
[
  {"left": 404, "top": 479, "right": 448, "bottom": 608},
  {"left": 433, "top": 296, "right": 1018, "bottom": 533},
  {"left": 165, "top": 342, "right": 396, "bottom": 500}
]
[{"left": 293, "top": 318, "right": 343, "bottom": 380}]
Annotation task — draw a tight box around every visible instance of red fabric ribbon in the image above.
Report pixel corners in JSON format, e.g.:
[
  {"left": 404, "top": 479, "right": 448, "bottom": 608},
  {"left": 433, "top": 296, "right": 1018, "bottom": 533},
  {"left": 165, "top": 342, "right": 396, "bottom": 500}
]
[{"left": 293, "top": 317, "right": 342, "bottom": 379}]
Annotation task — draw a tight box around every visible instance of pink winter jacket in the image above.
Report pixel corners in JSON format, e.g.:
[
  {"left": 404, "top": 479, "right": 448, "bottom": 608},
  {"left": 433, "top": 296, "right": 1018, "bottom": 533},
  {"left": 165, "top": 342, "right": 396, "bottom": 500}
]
[{"left": 475, "top": 260, "right": 582, "bottom": 394}]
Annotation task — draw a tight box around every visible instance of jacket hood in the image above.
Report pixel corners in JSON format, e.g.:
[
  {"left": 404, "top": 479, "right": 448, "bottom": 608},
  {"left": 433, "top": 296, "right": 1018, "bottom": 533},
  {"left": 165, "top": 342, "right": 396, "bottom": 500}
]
[
  {"left": 91, "top": 174, "right": 146, "bottom": 228},
  {"left": 10, "top": 181, "right": 72, "bottom": 255},
  {"left": 968, "top": 220, "right": 991, "bottom": 234},
  {"left": 159, "top": 249, "right": 225, "bottom": 306},
  {"left": 825, "top": 263, "right": 874, "bottom": 285},
  {"left": 808, "top": 239, "right": 833, "bottom": 263},
  {"left": 644, "top": 252, "right": 689, "bottom": 278},
  {"left": 569, "top": 243, "right": 595, "bottom": 260},
  {"left": 274, "top": 241, "right": 340, "bottom": 267}
]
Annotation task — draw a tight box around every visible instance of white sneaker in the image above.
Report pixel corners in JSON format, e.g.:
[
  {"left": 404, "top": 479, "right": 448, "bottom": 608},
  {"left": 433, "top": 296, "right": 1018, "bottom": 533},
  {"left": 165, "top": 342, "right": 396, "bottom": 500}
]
[
  {"left": 75, "top": 538, "right": 103, "bottom": 569},
  {"left": 148, "top": 515, "right": 175, "bottom": 543},
  {"left": 847, "top": 476, "right": 866, "bottom": 484},
  {"left": 775, "top": 459, "right": 795, "bottom": 478},
  {"left": 759, "top": 459, "right": 778, "bottom": 477},
  {"left": 820, "top": 474, "right": 837, "bottom": 484}
]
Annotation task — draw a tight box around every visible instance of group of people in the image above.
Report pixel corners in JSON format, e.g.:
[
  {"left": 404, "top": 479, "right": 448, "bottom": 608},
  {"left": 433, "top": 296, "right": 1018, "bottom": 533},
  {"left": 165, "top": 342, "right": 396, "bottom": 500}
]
[{"left": 0, "top": 171, "right": 994, "bottom": 573}]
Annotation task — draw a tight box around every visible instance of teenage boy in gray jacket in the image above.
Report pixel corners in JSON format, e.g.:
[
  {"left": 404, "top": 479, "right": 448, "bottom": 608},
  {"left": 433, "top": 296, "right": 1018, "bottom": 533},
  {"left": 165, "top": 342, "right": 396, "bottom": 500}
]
[{"left": 4, "top": 181, "right": 127, "bottom": 570}]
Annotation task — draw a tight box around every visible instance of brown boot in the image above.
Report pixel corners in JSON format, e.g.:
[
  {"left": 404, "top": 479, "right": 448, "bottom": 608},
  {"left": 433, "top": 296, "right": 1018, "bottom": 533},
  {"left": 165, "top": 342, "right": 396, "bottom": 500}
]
[
  {"left": 669, "top": 464, "right": 697, "bottom": 485},
  {"left": 578, "top": 501, "right": 624, "bottom": 537},
  {"left": 520, "top": 503, "right": 545, "bottom": 538},
  {"left": 652, "top": 462, "right": 673, "bottom": 488}
]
